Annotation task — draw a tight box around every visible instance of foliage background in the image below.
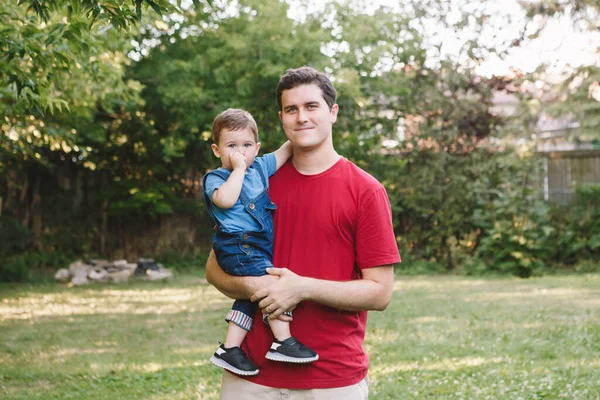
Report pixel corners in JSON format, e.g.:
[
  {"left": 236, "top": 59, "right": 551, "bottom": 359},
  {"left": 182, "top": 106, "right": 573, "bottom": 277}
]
[{"left": 1, "top": 0, "right": 599, "bottom": 281}]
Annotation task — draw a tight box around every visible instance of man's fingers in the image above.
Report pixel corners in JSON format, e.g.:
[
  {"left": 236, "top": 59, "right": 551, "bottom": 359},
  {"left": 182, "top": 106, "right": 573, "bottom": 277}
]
[
  {"left": 265, "top": 267, "right": 283, "bottom": 276},
  {"left": 250, "top": 288, "right": 267, "bottom": 303},
  {"left": 257, "top": 297, "right": 271, "bottom": 310}
]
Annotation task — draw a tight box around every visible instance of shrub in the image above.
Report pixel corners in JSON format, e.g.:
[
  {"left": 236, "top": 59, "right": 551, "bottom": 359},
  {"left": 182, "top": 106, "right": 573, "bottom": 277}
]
[{"left": 0, "top": 216, "right": 30, "bottom": 257}]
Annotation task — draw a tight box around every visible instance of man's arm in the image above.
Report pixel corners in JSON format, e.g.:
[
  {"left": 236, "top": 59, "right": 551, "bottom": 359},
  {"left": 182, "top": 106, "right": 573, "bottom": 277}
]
[
  {"left": 272, "top": 141, "right": 292, "bottom": 171},
  {"left": 205, "top": 250, "right": 266, "bottom": 299},
  {"left": 251, "top": 265, "right": 395, "bottom": 319},
  {"left": 205, "top": 251, "right": 294, "bottom": 321}
]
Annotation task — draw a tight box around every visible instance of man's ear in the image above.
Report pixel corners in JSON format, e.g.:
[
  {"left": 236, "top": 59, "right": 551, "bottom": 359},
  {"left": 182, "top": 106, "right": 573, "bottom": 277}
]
[
  {"left": 211, "top": 143, "right": 221, "bottom": 158},
  {"left": 330, "top": 103, "right": 339, "bottom": 124}
]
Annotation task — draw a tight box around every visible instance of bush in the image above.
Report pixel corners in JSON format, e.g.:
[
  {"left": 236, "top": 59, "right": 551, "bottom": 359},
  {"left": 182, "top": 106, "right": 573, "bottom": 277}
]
[
  {"left": 0, "top": 216, "right": 30, "bottom": 257},
  {"left": 156, "top": 250, "right": 210, "bottom": 273},
  {"left": 0, "top": 254, "right": 32, "bottom": 282},
  {"left": 549, "top": 185, "right": 600, "bottom": 264},
  {"left": 0, "top": 251, "right": 79, "bottom": 283},
  {"left": 395, "top": 246, "right": 447, "bottom": 275},
  {"left": 471, "top": 153, "right": 554, "bottom": 278}
]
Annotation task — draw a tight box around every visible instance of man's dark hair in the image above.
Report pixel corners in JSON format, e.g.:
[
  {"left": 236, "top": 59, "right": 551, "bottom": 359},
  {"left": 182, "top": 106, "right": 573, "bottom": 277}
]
[{"left": 276, "top": 66, "right": 337, "bottom": 111}]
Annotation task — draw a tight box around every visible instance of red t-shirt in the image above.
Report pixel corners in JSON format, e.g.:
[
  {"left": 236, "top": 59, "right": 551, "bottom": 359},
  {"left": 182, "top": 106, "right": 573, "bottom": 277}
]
[{"left": 240, "top": 157, "right": 401, "bottom": 389}]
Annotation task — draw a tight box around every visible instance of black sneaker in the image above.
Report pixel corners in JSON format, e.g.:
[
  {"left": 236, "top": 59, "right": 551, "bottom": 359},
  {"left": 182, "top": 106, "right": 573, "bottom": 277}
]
[
  {"left": 265, "top": 337, "right": 319, "bottom": 363},
  {"left": 210, "top": 344, "right": 259, "bottom": 376}
]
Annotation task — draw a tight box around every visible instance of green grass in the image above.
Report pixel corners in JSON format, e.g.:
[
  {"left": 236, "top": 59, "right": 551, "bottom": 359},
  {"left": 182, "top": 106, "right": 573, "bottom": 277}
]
[{"left": 1, "top": 274, "right": 599, "bottom": 399}]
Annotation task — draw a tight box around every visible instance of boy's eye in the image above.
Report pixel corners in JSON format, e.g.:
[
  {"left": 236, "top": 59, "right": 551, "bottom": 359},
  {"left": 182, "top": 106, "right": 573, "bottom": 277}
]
[
  {"left": 227, "top": 144, "right": 235, "bottom": 148},
  {"left": 244, "top": 143, "right": 253, "bottom": 147}
]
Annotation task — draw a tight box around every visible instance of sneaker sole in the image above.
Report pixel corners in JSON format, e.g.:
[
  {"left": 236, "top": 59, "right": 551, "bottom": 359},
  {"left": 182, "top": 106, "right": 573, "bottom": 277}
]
[
  {"left": 210, "top": 355, "right": 259, "bottom": 376},
  {"left": 265, "top": 352, "right": 319, "bottom": 363}
]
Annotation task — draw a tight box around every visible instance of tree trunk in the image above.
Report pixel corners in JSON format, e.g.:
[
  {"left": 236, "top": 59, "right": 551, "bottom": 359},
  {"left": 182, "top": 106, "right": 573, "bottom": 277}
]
[
  {"left": 73, "top": 170, "right": 84, "bottom": 210},
  {"left": 31, "top": 177, "right": 42, "bottom": 250},
  {"left": 100, "top": 200, "right": 108, "bottom": 255},
  {"left": 19, "top": 172, "right": 30, "bottom": 227}
]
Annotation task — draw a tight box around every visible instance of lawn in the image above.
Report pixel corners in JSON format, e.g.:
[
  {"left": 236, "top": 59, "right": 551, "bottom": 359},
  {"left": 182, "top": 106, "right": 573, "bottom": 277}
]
[{"left": 1, "top": 274, "right": 599, "bottom": 399}]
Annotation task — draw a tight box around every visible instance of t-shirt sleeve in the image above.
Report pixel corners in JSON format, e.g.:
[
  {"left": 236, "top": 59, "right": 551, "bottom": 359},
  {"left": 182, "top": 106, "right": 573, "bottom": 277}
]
[
  {"left": 356, "top": 187, "right": 402, "bottom": 269},
  {"left": 253, "top": 153, "right": 277, "bottom": 178},
  {"left": 203, "top": 173, "right": 227, "bottom": 201}
]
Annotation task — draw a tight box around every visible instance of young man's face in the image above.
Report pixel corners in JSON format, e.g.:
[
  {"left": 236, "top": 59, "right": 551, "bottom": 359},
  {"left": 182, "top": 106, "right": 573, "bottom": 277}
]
[
  {"left": 278, "top": 83, "right": 338, "bottom": 151},
  {"left": 211, "top": 128, "right": 260, "bottom": 170}
]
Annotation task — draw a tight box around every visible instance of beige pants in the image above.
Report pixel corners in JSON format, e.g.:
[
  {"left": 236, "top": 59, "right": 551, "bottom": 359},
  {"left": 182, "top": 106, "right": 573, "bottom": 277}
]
[{"left": 219, "top": 372, "right": 369, "bottom": 400}]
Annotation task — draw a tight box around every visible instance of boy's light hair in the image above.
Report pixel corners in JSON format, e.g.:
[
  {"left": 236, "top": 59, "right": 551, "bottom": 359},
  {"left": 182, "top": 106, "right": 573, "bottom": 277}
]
[{"left": 212, "top": 109, "right": 258, "bottom": 144}]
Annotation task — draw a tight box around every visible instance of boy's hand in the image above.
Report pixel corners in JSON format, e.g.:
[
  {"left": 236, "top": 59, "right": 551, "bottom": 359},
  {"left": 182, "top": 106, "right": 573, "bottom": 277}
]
[{"left": 230, "top": 152, "right": 247, "bottom": 170}]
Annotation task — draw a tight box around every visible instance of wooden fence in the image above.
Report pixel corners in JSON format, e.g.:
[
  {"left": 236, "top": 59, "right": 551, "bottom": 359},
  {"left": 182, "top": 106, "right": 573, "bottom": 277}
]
[{"left": 544, "top": 155, "right": 600, "bottom": 202}]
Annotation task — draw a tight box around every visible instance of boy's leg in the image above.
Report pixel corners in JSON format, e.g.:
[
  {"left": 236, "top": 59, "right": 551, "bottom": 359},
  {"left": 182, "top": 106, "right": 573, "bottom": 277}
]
[
  {"left": 211, "top": 300, "right": 259, "bottom": 376},
  {"left": 224, "top": 321, "right": 248, "bottom": 348},
  {"left": 268, "top": 318, "right": 291, "bottom": 341},
  {"left": 224, "top": 298, "right": 255, "bottom": 347},
  {"left": 225, "top": 299, "right": 255, "bottom": 332},
  {"left": 265, "top": 318, "right": 318, "bottom": 364}
]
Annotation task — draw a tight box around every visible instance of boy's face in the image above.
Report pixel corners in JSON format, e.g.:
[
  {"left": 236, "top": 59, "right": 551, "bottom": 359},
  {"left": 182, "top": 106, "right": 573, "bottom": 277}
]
[
  {"left": 278, "top": 83, "right": 338, "bottom": 151},
  {"left": 211, "top": 127, "right": 260, "bottom": 170}
]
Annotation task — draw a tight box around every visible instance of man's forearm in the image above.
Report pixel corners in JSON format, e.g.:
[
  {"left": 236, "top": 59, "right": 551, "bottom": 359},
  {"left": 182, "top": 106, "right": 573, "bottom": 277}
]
[
  {"left": 299, "top": 274, "right": 392, "bottom": 311},
  {"left": 252, "top": 266, "right": 394, "bottom": 317},
  {"left": 205, "top": 250, "right": 280, "bottom": 300},
  {"left": 205, "top": 251, "right": 253, "bottom": 299}
]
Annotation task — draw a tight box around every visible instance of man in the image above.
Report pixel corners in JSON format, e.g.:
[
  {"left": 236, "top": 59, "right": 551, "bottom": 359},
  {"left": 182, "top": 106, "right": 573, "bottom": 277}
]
[{"left": 205, "top": 66, "right": 401, "bottom": 399}]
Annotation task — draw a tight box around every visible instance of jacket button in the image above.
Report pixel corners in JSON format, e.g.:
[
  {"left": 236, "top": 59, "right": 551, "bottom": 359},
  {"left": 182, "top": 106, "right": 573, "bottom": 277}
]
[
  {"left": 270, "top": 201, "right": 275, "bottom": 205},
  {"left": 243, "top": 244, "right": 249, "bottom": 249},
  {"left": 249, "top": 203, "right": 255, "bottom": 210},
  {"left": 243, "top": 234, "right": 249, "bottom": 240}
]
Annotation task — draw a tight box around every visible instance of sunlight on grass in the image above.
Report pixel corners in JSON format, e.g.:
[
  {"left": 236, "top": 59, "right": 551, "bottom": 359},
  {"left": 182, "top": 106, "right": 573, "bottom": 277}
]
[
  {"left": 0, "top": 286, "right": 229, "bottom": 321},
  {"left": 465, "top": 287, "right": 597, "bottom": 299},
  {"left": 89, "top": 359, "right": 211, "bottom": 373},
  {"left": 2, "top": 275, "right": 599, "bottom": 399},
  {"left": 372, "top": 356, "right": 506, "bottom": 374}
]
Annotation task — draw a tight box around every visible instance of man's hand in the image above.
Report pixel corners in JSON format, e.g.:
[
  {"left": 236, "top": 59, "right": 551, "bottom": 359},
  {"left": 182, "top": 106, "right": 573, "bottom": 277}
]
[
  {"left": 205, "top": 251, "right": 292, "bottom": 321},
  {"left": 251, "top": 267, "right": 306, "bottom": 320},
  {"left": 229, "top": 152, "right": 247, "bottom": 170}
]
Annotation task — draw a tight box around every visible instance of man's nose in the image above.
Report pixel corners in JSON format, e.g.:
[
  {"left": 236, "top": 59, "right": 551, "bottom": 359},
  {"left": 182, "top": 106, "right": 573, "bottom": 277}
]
[{"left": 296, "top": 108, "right": 308, "bottom": 123}]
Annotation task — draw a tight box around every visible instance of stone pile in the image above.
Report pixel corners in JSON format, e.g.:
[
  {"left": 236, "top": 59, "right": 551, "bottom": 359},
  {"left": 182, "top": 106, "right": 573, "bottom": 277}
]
[{"left": 55, "top": 258, "right": 172, "bottom": 285}]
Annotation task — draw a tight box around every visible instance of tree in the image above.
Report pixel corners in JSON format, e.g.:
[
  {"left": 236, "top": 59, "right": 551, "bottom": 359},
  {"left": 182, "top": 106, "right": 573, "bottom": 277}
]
[{"left": 516, "top": 0, "right": 600, "bottom": 138}]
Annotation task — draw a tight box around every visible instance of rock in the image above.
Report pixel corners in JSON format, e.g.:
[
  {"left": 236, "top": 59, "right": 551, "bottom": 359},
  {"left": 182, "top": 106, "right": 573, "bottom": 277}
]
[
  {"left": 88, "top": 268, "right": 109, "bottom": 282},
  {"left": 68, "top": 260, "right": 91, "bottom": 276},
  {"left": 89, "top": 259, "right": 111, "bottom": 268},
  {"left": 71, "top": 275, "right": 89, "bottom": 285},
  {"left": 107, "top": 268, "right": 135, "bottom": 284},
  {"left": 58, "top": 257, "right": 169, "bottom": 285},
  {"left": 69, "top": 260, "right": 91, "bottom": 285},
  {"left": 54, "top": 268, "right": 70, "bottom": 282},
  {"left": 113, "top": 259, "right": 129, "bottom": 268},
  {"left": 135, "top": 258, "right": 160, "bottom": 275},
  {"left": 144, "top": 267, "right": 173, "bottom": 281}
]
